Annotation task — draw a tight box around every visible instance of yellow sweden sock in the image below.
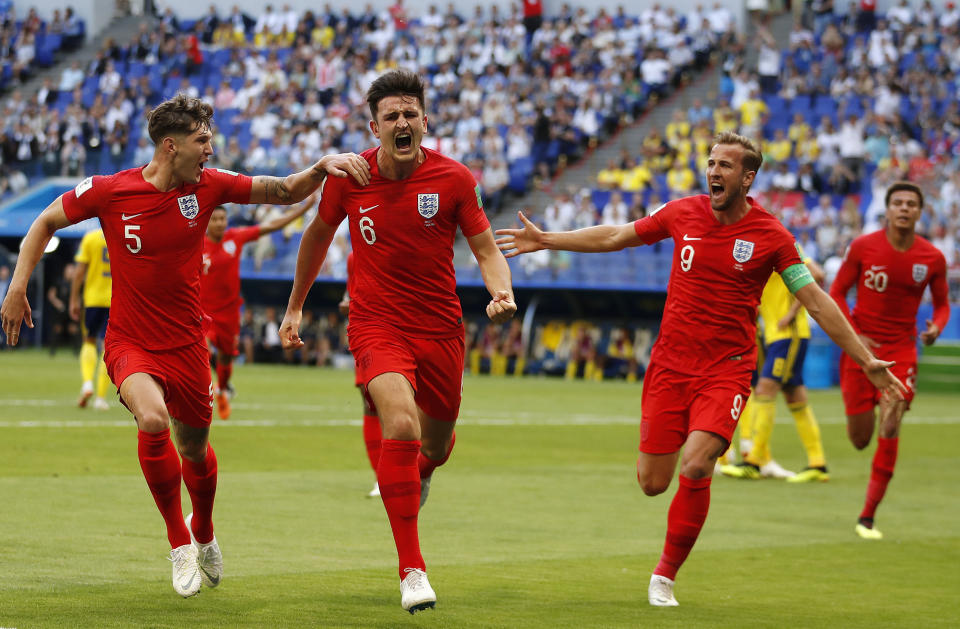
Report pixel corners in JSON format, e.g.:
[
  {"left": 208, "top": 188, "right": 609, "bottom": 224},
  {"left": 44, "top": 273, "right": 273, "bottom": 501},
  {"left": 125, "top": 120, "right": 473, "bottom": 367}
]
[
  {"left": 739, "top": 394, "right": 756, "bottom": 442},
  {"left": 745, "top": 397, "right": 776, "bottom": 466},
  {"left": 789, "top": 402, "right": 826, "bottom": 468},
  {"left": 513, "top": 356, "right": 526, "bottom": 377},
  {"left": 80, "top": 342, "right": 97, "bottom": 383},
  {"left": 96, "top": 353, "right": 112, "bottom": 398}
]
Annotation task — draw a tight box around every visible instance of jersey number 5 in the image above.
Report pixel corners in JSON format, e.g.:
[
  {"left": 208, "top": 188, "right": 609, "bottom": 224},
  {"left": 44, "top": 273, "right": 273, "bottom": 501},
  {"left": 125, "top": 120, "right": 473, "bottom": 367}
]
[
  {"left": 358, "top": 216, "right": 377, "bottom": 245},
  {"left": 864, "top": 269, "right": 888, "bottom": 293},
  {"left": 125, "top": 224, "right": 142, "bottom": 254}
]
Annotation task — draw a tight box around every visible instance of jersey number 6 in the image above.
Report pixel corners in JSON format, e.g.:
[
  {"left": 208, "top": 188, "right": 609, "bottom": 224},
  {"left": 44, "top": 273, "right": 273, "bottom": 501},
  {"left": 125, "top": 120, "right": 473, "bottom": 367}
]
[{"left": 359, "top": 216, "right": 377, "bottom": 245}]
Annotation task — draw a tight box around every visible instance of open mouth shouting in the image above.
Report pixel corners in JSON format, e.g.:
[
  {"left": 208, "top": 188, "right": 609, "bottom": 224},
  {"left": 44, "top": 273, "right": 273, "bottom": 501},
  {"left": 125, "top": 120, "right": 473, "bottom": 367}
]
[
  {"left": 395, "top": 132, "right": 413, "bottom": 152},
  {"left": 710, "top": 181, "right": 724, "bottom": 200}
]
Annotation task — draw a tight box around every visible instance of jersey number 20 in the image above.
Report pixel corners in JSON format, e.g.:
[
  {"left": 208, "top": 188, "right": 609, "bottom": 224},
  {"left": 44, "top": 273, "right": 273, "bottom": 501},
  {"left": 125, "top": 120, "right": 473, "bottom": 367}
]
[{"left": 864, "top": 269, "right": 888, "bottom": 293}]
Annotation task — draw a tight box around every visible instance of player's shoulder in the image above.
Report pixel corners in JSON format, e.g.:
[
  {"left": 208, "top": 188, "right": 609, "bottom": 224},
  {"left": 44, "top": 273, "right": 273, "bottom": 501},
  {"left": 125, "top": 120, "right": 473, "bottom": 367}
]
[
  {"left": 744, "top": 198, "right": 792, "bottom": 236},
  {"left": 651, "top": 194, "right": 708, "bottom": 219},
  {"left": 201, "top": 166, "right": 244, "bottom": 184},
  {"left": 422, "top": 147, "right": 473, "bottom": 178},
  {"left": 745, "top": 197, "right": 783, "bottom": 224},
  {"left": 912, "top": 234, "right": 948, "bottom": 263}
]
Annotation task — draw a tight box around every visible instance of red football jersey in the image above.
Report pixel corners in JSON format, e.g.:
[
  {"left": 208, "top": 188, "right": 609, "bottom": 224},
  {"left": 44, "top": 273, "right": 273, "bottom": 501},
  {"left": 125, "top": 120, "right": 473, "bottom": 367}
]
[
  {"left": 62, "top": 167, "right": 253, "bottom": 349},
  {"left": 829, "top": 230, "right": 949, "bottom": 345},
  {"left": 316, "top": 147, "right": 489, "bottom": 339},
  {"left": 346, "top": 250, "right": 356, "bottom": 297},
  {"left": 634, "top": 195, "right": 802, "bottom": 376},
  {"left": 201, "top": 225, "right": 261, "bottom": 319}
]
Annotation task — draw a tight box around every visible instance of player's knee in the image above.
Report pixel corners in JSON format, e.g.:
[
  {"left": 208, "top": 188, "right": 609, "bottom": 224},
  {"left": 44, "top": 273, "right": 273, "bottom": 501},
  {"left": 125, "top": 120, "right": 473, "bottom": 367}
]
[
  {"left": 636, "top": 469, "right": 669, "bottom": 496},
  {"left": 420, "top": 439, "right": 450, "bottom": 461},
  {"left": 176, "top": 441, "right": 208, "bottom": 462},
  {"left": 136, "top": 410, "right": 169, "bottom": 433},
  {"left": 381, "top": 412, "right": 419, "bottom": 440},
  {"left": 679, "top": 459, "right": 713, "bottom": 481},
  {"left": 638, "top": 478, "right": 669, "bottom": 496},
  {"left": 848, "top": 432, "right": 870, "bottom": 450}
]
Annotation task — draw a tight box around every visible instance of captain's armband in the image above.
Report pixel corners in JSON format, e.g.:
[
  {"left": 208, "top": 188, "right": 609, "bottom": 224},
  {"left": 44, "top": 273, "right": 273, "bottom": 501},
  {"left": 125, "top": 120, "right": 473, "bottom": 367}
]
[{"left": 781, "top": 262, "right": 815, "bottom": 293}]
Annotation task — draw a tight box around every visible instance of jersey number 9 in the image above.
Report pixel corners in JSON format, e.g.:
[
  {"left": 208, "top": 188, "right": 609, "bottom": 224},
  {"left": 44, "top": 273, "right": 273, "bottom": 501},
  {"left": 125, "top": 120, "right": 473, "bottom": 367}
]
[{"left": 680, "top": 244, "right": 695, "bottom": 272}]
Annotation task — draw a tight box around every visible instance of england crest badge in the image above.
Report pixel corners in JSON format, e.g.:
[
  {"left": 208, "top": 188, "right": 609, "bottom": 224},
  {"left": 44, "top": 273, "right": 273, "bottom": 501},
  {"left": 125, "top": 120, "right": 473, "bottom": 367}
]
[
  {"left": 418, "top": 193, "right": 439, "bottom": 218},
  {"left": 732, "top": 239, "right": 755, "bottom": 263},
  {"left": 178, "top": 194, "right": 200, "bottom": 220},
  {"left": 912, "top": 263, "right": 928, "bottom": 283}
]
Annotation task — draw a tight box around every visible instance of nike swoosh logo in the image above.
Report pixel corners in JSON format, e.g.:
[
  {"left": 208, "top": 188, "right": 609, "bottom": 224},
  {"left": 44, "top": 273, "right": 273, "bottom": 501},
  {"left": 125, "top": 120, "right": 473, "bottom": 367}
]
[
  {"left": 358, "top": 205, "right": 379, "bottom": 214},
  {"left": 200, "top": 565, "right": 220, "bottom": 586},
  {"left": 121, "top": 213, "right": 143, "bottom": 220},
  {"left": 682, "top": 234, "right": 701, "bottom": 241}
]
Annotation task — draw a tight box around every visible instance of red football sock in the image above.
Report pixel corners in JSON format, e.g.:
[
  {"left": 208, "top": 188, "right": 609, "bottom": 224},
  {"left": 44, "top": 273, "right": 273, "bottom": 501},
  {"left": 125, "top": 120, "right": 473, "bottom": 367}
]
[
  {"left": 181, "top": 444, "right": 218, "bottom": 544},
  {"left": 860, "top": 436, "right": 899, "bottom": 522},
  {"left": 654, "top": 475, "right": 712, "bottom": 581},
  {"left": 418, "top": 431, "right": 456, "bottom": 479},
  {"left": 137, "top": 429, "right": 190, "bottom": 549},
  {"left": 362, "top": 414, "right": 382, "bottom": 472},
  {"left": 378, "top": 439, "right": 425, "bottom": 578},
  {"left": 216, "top": 361, "right": 232, "bottom": 392}
]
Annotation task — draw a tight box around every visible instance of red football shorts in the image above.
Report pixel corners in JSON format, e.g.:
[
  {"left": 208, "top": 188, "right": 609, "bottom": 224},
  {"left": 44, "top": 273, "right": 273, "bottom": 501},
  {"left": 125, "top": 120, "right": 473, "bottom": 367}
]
[
  {"left": 840, "top": 339, "right": 917, "bottom": 415},
  {"left": 639, "top": 361, "right": 752, "bottom": 454},
  {"left": 350, "top": 324, "right": 464, "bottom": 423},
  {"left": 105, "top": 338, "right": 214, "bottom": 428},
  {"left": 206, "top": 314, "right": 240, "bottom": 357}
]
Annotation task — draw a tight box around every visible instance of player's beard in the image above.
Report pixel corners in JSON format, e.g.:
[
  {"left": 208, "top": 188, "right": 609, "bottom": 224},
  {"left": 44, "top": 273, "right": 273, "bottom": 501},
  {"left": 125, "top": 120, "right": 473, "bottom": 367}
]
[{"left": 710, "top": 186, "right": 736, "bottom": 212}]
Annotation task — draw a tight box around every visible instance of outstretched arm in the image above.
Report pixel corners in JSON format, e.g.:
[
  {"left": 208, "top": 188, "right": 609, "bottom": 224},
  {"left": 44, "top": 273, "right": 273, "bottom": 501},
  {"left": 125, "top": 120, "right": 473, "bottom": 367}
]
[
  {"left": 278, "top": 214, "right": 339, "bottom": 349},
  {"left": 257, "top": 193, "right": 315, "bottom": 236},
  {"left": 495, "top": 210, "right": 644, "bottom": 257},
  {"left": 248, "top": 152, "right": 370, "bottom": 206},
  {"left": 1, "top": 197, "right": 72, "bottom": 345},
  {"left": 69, "top": 261, "right": 88, "bottom": 321},
  {"left": 468, "top": 228, "right": 517, "bottom": 324},
  {"left": 794, "top": 282, "right": 906, "bottom": 399},
  {"left": 920, "top": 264, "right": 951, "bottom": 346}
]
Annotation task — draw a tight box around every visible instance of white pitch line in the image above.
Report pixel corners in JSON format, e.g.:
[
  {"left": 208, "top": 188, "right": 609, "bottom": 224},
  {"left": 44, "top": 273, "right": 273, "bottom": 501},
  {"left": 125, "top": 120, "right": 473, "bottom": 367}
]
[{"left": 0, "top": 415, "right": 957, "bottom": 428}]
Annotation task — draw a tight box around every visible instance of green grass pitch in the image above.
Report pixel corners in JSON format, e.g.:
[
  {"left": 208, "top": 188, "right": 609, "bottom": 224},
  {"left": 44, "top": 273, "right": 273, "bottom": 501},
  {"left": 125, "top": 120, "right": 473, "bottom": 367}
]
[{"left": 1, "top": 350, "right": 958, "bottom": 628}]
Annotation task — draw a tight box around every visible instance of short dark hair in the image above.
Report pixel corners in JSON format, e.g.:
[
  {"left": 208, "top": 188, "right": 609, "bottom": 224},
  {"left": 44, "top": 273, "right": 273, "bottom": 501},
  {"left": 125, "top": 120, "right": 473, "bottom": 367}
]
[
  {"left": 366, "top": 70, "right": 425, "bottom": 119},
  {"left": 147, "top": 94, "right": 213, "bottom": 144},
  {"left": 712, "top": 131, "right": 763, "bottom": 173},
  {"left": 885, "top": 181, "right": 924, "bottom": 209}
]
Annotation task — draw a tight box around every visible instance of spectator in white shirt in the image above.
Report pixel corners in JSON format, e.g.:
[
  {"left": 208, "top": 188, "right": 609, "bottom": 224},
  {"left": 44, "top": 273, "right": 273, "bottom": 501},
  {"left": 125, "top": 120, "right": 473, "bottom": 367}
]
[
  {"left": 941, "top": 2, "right": 960, "bottom": 30},
  {"left": 886, "top": 0, "right": 913, "bottom": 31},
  {"left": 640, "top": 48, "right": 672, "bottom": 99},
  {"left": 771, "top": 162, "right": 799, "bottom": 192},
  {"left": 601, "top": 191, "right": 629, "bottom": 225}
]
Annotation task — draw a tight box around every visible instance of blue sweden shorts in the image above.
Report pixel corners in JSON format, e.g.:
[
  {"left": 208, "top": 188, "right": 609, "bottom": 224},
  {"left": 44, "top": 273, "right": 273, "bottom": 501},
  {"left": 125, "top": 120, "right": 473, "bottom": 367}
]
[
  {"left": 83, "top": 306, "right": 110, "bottom": 339},
  {"left": 758, "top": 337, "right": 808, "bottom": 388}
]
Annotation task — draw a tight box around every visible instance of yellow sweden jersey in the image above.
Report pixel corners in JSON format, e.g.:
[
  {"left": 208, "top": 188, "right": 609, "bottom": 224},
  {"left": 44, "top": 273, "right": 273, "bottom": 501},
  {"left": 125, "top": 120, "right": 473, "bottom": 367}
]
[
  {"left": 759, "top": 255, "right": 811, "bottom": 345},
  {"left": 74, "top": 228, "right": 111, "bottom": 307}
]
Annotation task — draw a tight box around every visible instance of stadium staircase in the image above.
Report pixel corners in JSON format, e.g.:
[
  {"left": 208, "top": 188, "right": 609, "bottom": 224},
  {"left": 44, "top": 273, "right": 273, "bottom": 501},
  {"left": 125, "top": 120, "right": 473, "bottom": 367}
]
[
  {"left": 453, "top": 66, "right": 721, "bottom": 267},
  {"left": 456, "top": 10, "right": 797, "bottom": 266},
  {"left": 19, "top": 14, "right": 148, "bottom": 94}
]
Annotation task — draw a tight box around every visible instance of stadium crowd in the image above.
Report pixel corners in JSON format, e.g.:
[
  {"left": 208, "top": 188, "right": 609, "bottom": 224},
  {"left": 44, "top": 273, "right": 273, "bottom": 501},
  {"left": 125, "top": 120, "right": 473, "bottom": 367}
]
[
  {"left": 0, "top": 1, "right": 728, "bottom": 202},
  {"left": 4, "top": 2, "right": 959, "bottom": 379},
  {"left": 516, "top": 3, "right": 960, "bottom": 285}
]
